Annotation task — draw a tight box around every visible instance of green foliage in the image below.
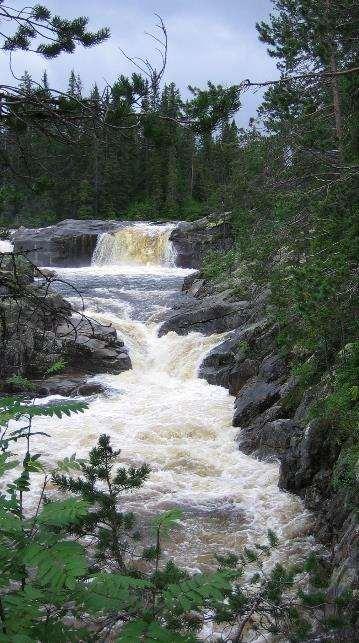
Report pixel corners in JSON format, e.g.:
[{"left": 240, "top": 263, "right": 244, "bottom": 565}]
[
  {"left": 0, "top": 66, "right": 242, "bottom": 226},
  {"left": 202, "top": 249, "right": 237, "bottom": 280},
  {"left": 333, "top": 446, "right": 359, "bottom": 491},
  {"left": 0, "top": 0, "right": 358, "bottom": 639},
  {"left": 186, "top": 82, "right": 241, "bottom": 134},
  {"left": 1, "top": 4, "right": 109, "bottom": 58},
  {"left": 38, "top": 498, "right": 91, "bottom": 526},
  {"left": 0, "top": 397, "right": 87, "bottom": 426},
  {"left": 23, "top": 541, "right": 87, "bottom": 590},
  {"left": 309, "top": 342, "right": 359, "bottom": 493},
  {"left": 0, "top": 391, "right": 351, "bottom": 641},
  {"left": 52, "top": 433, "right": 151, "bottom": 570},
  {"left": 46, "top": 358, "right": 67, "bottom": 376},
  {"left": 5, "top": 375, "right": 36, "bottom": 392}
]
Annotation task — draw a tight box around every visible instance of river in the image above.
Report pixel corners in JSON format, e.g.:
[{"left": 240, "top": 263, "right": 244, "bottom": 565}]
[{"left": 8, "top": 222, "right": 312, "bottom": 572}]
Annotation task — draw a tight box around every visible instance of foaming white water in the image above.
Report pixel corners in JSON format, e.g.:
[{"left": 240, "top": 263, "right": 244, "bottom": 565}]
[
  {"left": 92, "top": 223, "right": 177, "bottom": 267},
  {"left": 14, "top": 312, "right": 312, "bottom": 571},
  {"left": 8, "top": 226, "right": 313, "bottom": 575},
  {"left": 0, "top": 238, "right": 13, "bottom": 253},
  {"left": 56, "top": 264, "right": 193, "bottom": 278}
]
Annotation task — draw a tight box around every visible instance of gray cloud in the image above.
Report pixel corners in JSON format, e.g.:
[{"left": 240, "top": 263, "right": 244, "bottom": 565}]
[{"left": 0, "top": 0, "right": 278, "bottom": 125}]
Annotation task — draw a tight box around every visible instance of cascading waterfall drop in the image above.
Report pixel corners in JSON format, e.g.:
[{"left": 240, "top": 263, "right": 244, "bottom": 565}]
[
  {"left": 0, "top": 238, "right": 14, "bottom": 253},
  {"left": 8, "top": 218, "right": 313, "bottom": 579},
  {"left": 92, "top": 222, "right": 177, "bottom": 267}
]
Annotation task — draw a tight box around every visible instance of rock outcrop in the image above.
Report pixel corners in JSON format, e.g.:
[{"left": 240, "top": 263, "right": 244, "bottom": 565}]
[
  {"left": 158, "top": 295, "right": 249, "bottom": 337},
  {"left": 161, "top": 217, "right": 358, "bottom": 615},
  {"left": 0, "top": 259, "right": 131, "bottom": 387},
  {"left": 57, "top": 317, "right": 131, "bottom": 374},
  {"left": 13, "top": 212, "right": 235, "bottom": 269},
  {"left": 13, "top": 219, "right": 125, "bottom": 267},
  {"left": 170, "top": 212, "right": 234, "bottom": 268},
  {"left": 36, "top": 375, "right": 105, "bottom": 398}
]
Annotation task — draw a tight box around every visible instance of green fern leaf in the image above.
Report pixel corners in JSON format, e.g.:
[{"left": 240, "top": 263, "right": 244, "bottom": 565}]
[
  {"left": 116, "top": 619, "right": 147, "bottom": 641},
  {"left": 151, "top": 509, "right": 183, "bottom": 536},
  {"left": 146, "top": 622, "right": 194, "bottom": 641},
  {"left": 164, "top": 572, "right": 235, "bottom": 611},
  {"left": 54, "top": 453, "right": 86, "bottom": 473},
  {"left": 23, "top": 541, "right": 87, "bottom": 590},
  {"left": 81, "top": 573, "right": 152, "bottom": 613},
  {"left": 6, "top": 374, "right": 36, "bottom": 391},
  {"left": 0, "top": 453, "right": 19, "bottom": 476},
  {"left": 38, "top": 498, "right": 90, "bottom": 526},
  {"left": 0, "top": 398, "right": 88, "bottom": 424},
  {"left": 46, "top": 358, "right": 67, "bottom": 376},
  {"left": 18, "top": 400, "right": 88, "bottom": 420},
  {"left": 0, "top": 509, "right": 22, "bottom": 532},
  {"left": 117, "top": 620, "right": 194, "bottom": 642}
]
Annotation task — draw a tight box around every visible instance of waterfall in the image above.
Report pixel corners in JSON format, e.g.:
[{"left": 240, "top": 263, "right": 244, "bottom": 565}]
[
  {"left": 0, "top": 239, "right": 14, "bottom": 253},
  {"left": 92, "top": 223, "right": 176, "bottom": 267},
  {"left": 7, "top": 221, "right": 312, "bottom": 574}
]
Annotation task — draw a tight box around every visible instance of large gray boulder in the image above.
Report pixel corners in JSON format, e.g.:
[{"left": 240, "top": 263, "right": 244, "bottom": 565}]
[
  {"left": 0, "top": 283, "right": 131, "bottom": 381},
  {"left": 233, "top": 379, "right": 280, "bottom": 427},
  {"left": 36, "top": 376, "right": 105, "bottom": 397},
  {"left": 13, "top": 219, "right": 125, "bottom": 267},
  {"left": 170, "top": 212, "right": 234, "bottom": 268},
  {"left": 56, "top": 318, "right": 131, "bottom": 375},
  {"left": 238, "top": 417, "right": 302, "bottom": 460},
  {"left": 198, "top": 320, "right": 268, "bottom": 389},
  {"left": 158, "top": 296, "right": 249, "bottom": 337}
]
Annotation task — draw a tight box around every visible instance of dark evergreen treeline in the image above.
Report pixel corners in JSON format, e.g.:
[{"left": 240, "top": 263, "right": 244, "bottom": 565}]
[
  {"left": 0, "top": 0, "right": 357, "bottom": 230},
  {"left": 0, "top": 68, "right": 241, "bottom": 226}
]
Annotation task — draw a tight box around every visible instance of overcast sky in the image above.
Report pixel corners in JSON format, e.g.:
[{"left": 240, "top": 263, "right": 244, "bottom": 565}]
[{"left": 1, "top": 0, "right": 278, "bottom": 125}]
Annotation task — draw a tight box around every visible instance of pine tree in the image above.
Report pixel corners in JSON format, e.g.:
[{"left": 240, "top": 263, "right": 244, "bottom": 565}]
[
  {"left": 53, "top": 434, "right": 150, "bottom": 571},
  {"left": 256, "top": 0, "right": 359, "bottom": 161}
]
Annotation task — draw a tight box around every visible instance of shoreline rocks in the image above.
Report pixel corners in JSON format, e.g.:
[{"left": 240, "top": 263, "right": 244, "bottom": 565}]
[
  {"left": 160, "top": 216, "right": 358, "bottom": 609},
  {"left": 158, "top": 295, "right": 249, "bottom": 337},
  {"left": 0, "top": 259, "right": 132, "bottom": 388},
  {"left": 13, "top": 212, "right": 235, "bottom": 270},
  {"left": 13, "top": 219, "right": 127, "bottom": 267},
  {"left": 170, "top": 212, "right": 234, "bottom": 268},
  {"left": 36, "top": 375, "right": 105, "bottom": 398}
]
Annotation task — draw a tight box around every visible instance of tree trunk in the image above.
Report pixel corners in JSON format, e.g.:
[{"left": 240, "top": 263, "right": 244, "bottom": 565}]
[
  {"left": 190, "top": 148, "right": 195, "bottom": 196},
  {"left": 329, "top": 47, "right": 343, "bottom": 145},
  {"left": 325, "top": 0, "right": 343, "bottom": 152}
]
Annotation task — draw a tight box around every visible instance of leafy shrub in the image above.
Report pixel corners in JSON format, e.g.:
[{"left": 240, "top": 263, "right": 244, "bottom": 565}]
[
  {"left": 0, "top": 392, "right": 354, "bottom": 641},
  {"left": 202, "top": 248, "right": 237, "bottom": 280}
]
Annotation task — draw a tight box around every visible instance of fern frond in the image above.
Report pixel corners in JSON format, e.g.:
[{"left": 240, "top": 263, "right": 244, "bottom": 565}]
[
  {"left": 38, "top": 498, "right": 90, "bottom": 526},
  {"left": 23, "top": 541, "right": 87, "bottom": 590}
]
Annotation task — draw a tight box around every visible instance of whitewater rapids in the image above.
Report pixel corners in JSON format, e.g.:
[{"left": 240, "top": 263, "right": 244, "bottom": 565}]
[{"left": 9, "top": 222, "right": 313, "bottom": 571}]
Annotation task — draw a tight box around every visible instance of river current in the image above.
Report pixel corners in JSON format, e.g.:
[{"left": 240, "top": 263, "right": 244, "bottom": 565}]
[{"left": 6, "top": 223, "right": 313, "bottom": 572}]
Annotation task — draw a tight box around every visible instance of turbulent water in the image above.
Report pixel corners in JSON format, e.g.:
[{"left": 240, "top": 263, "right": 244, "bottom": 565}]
[
  {"left": 10, "top": 223, "right": 312, "bottom": 571},
  {"left": 0, "top": 238, "right": 14, "bottom": 253}
]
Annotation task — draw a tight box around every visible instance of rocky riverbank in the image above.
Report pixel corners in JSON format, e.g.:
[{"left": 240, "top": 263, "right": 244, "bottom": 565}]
[
  {"left": 0, "top": 257, "right": 131, "bottom": 395},
  {"left": 158, "top": 215, "right": 358, "bottom": 628},
  {"left": 4, "top": 214, "right": 358, "bottom": 633},
  {"left": 13, "top": 212, "right": 234, "bottom": 269}
]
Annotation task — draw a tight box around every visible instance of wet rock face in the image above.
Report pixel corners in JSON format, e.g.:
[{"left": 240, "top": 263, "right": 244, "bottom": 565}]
[
  {"left": 36, "top": 376, "right": 105, "bottom": 398},
  {"left": 13, "top": 219, "right": 125, "bottom": 267},
  {"left": 233, "top": 380, "right": 280, "bottom": 426},
  {"left": 170, "top": 212, "right": 234, "bottom": 268},
  {"left": 158, "top": 295, "right": 249, "bottom": 337},
  {"left": 13, "top": 212, "right": 233, "bottom": 269},
  {"left": 56, "top": 318, "right": 132, "bottom": 375},
  {"left": 198, "top": 320, "right": 271, "bottom": 391},
  {"left": 183, "top": 268, "right": 358, "bottom": 606},
  {"left": 0, "top": 286, "right": 132, "bottom": 383},
  {"left": 238, "top": 417, "right": 302, "bottom": 461}
]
